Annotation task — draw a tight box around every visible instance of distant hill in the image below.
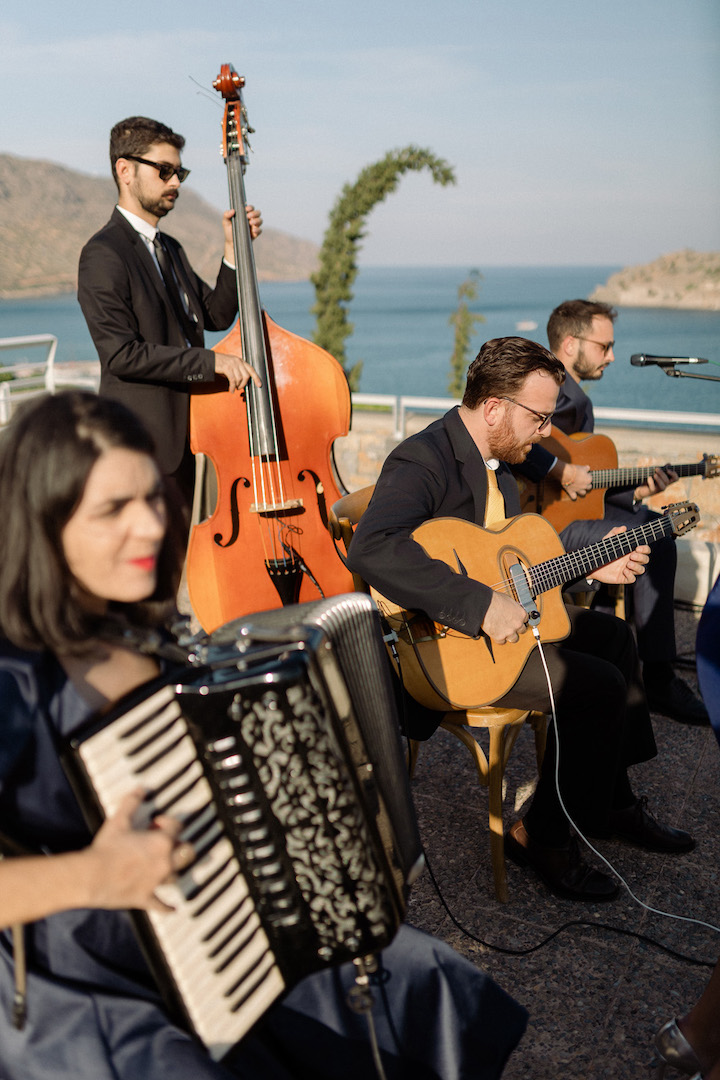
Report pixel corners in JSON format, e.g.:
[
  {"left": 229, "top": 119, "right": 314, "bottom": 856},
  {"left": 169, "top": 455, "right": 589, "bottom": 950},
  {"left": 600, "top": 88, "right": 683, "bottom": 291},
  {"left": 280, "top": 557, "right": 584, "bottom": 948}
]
[
  {"left": 590, "top": 250, "right": 720, "bottom": 311},
  {"left": 0, "top": 153, "right": 319, "bottom": 298}
]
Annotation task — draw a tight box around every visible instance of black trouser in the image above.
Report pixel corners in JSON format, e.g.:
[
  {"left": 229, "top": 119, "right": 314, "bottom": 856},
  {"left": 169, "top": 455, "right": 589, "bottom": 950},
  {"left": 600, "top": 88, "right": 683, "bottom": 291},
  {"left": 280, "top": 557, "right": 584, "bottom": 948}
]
[
  {"left": 494, "top": 605, "right": 657, "bottom": 845},
  {"left": 560, "top": 505, "right": 677, "bottom": 664},
  {"left": 166, "top": 440, "right": 197, "bottom": 529}
]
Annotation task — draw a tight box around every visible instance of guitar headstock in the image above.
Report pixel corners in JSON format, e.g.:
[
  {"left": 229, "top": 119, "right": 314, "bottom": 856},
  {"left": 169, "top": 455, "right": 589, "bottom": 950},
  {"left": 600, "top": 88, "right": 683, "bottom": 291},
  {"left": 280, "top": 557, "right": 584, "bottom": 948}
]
[
  {"left": 663, "top": 501, "right": 701, "bottom": 536},
  {"left": 214, "top": 63, "right": 252, "bottom": 161},
  {"left": 702, "top": 453, "right": 720, "bottom": 479}
]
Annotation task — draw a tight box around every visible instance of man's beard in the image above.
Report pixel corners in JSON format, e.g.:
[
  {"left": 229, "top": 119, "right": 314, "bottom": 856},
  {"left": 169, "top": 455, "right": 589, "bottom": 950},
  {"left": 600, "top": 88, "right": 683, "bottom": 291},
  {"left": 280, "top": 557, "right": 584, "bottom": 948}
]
[
  {"left": 139, "top": 194, "right": 175, "bottom": 218},
  {"left": 488, "top": 415, "right": 533, "bottom": 465},
  {"left": 133, "top": 181, "right": 177, "bottom": 219},
  {"left": 572, "top": 345, "right": 605, "bottom": 381}
]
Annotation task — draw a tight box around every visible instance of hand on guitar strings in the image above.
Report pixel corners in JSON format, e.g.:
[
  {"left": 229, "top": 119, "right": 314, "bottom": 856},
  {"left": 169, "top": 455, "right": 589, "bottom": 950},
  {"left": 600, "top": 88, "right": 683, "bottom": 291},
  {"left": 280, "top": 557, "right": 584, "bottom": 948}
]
[
  {"left": 555, "top": 461, "right": 592, "bottom": 500},
  {"left": 632, "top": 464, "right": 679, "bottom": 502},
  {"left": 481, "top": 589, "right": 530, "bottom": 645},
  {"left": 587, "top": 526, "right": 650, "bottom": 586}
]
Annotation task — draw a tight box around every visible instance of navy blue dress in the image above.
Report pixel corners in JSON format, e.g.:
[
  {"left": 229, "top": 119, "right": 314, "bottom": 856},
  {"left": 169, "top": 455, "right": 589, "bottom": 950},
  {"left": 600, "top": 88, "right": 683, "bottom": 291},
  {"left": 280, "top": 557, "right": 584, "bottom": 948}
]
[
  {"left": 0, "top": 647, "right": 527, "bottom": 1080},
  {"left": 697, "top": 575, "right": 720, "bottom": 750}
]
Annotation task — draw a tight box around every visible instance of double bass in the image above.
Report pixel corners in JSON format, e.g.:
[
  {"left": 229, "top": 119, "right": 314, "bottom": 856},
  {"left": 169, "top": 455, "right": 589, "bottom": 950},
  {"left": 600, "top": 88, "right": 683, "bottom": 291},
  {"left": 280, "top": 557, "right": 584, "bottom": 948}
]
[{"left": 187, "top": 64, "right": 353, "bottom": 632}]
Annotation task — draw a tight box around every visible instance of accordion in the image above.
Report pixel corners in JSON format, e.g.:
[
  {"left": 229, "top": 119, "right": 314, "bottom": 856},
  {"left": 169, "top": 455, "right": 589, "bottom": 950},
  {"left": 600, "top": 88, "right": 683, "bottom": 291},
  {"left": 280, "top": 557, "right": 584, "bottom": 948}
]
[{"left": 64, "top": 593, "right": 424, "bottom": 1061}]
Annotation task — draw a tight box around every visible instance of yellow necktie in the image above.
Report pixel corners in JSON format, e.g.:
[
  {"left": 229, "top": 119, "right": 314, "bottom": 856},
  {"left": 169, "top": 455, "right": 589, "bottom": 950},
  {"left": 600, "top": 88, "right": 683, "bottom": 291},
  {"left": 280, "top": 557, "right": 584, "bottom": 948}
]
[{"left": 485, "top": 464, "right": 506, "bottom": 527}]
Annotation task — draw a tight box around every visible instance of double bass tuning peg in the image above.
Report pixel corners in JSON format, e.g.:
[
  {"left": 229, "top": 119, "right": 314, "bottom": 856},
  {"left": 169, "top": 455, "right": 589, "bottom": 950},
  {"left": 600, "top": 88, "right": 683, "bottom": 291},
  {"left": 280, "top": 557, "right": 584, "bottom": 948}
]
[{"left": 214, "top": 63, "right": 245, "bottom": 99}]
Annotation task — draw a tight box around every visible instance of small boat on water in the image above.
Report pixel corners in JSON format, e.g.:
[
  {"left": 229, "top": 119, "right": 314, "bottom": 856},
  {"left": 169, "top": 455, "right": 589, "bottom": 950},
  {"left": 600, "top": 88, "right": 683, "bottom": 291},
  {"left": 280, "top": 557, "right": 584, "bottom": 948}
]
[{"left": 516, "top": 320, "right": 538, "bottom": 331}]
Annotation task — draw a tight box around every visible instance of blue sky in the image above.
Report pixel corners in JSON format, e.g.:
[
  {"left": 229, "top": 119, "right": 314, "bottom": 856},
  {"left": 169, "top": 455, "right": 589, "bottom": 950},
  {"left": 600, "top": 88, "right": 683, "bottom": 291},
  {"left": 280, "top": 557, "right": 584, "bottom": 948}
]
[{"left": 2, "top": 0, "right": 718, "bottom": 266}]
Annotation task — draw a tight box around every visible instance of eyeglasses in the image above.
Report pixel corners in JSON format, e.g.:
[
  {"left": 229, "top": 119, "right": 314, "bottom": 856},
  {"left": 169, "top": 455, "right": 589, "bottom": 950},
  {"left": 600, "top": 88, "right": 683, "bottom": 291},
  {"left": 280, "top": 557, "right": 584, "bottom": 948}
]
[
  {"left": 502, "top": 396, "right": 555, "bottom": 431},
  {"left": 124, "top": 155, "right": 191, "bottom": 183},
  {"left": 575, "top": 336, "right": 614, "bottom": 356}
]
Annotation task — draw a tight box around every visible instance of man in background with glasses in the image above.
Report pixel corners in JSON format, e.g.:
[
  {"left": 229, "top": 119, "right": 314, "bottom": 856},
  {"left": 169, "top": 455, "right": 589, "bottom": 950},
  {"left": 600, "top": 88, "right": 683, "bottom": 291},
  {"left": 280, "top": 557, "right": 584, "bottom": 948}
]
[
  {"left": 78, "top": 116, "right": 262, "bottom": 511},
  {"left": 519, "top": 298, "right": 707, "bottom": 725}
]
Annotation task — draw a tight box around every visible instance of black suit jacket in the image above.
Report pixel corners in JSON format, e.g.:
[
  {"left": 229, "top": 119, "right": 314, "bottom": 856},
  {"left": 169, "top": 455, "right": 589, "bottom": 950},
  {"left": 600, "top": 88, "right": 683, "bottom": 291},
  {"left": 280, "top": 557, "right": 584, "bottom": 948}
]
[
  {"left": 552, "top": 372, "right": 594, "bottom": 434},
  {"left": 349, "top": 407, "right": 521, "bottom": 638},
  {"left": 78, "top": 208, "right": 238, "bottom": 474},
  {"left": 519, "top": 373, "right": 634, "bottom": 510},
  {"left": 524, "top": 371, "right": 635, "bottom": 511}
]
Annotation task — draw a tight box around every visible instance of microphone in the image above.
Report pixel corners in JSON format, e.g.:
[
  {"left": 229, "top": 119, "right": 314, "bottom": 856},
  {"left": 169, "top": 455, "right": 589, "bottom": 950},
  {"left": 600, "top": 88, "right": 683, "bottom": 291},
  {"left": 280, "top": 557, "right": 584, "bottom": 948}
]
[{"left": 631, "top": 354, "right": 708, "bottom": 367}]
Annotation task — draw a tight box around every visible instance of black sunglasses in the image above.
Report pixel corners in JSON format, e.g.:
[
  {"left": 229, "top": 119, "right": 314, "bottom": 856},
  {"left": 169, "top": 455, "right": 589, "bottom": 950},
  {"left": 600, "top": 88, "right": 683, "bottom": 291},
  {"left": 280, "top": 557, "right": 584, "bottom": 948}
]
[{"left": 124, "top": 155, "right": 191, "bottom": 183}]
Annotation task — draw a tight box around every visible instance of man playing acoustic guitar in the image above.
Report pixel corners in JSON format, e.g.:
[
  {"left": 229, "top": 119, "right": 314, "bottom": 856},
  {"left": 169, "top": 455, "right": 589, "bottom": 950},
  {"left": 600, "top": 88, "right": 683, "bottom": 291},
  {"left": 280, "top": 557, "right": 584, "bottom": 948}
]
[
  {"left": 349, "top": 337, "right": 694, "bottom": 902},
  {"left": 519, "top": 299, "right": 708, "bottom": 725}
]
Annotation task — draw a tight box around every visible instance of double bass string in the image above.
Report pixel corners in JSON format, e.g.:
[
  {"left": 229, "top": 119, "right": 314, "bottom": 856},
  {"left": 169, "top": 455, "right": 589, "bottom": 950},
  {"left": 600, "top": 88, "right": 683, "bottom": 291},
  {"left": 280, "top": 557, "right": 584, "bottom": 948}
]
[{"left": 225, "top": 128, "right": 300, "bottom": 575}]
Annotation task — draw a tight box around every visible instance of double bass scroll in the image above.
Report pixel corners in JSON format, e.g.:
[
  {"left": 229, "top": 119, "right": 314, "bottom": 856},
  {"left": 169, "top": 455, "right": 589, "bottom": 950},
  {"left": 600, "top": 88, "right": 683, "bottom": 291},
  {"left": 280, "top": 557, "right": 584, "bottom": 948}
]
[{"left": 187, "top": 63, "right": 353, "bottom": 632}]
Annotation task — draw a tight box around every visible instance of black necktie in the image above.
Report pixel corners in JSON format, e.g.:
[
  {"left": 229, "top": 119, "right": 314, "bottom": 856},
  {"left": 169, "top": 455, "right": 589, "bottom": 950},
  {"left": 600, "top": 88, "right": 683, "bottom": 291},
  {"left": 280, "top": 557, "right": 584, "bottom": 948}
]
[{"left": 153, "top": 233, "right": 193, "bottom": 337}]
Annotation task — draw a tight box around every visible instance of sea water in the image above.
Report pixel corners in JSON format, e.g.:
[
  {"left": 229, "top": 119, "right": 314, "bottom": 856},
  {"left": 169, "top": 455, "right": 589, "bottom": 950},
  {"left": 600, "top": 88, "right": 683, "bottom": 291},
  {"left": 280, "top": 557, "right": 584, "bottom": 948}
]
[{"left": 1, "top": 266, "right": 719, "bottom": 424}]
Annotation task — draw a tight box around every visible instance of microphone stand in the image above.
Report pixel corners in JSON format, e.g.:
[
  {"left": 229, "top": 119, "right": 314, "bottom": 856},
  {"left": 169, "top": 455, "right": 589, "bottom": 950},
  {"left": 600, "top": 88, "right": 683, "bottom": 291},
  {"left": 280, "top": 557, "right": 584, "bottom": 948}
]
[
  {"left": 658, "top": 366, "right": 720, "bottom": 383},
  {"left": 631, "top": 357, "right": 720, "bottom": 383}
]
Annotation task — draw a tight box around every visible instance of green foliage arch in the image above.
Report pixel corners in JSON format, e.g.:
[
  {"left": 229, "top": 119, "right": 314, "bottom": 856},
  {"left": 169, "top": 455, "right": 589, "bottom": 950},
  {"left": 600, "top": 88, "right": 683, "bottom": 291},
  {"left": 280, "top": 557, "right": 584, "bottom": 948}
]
[{"left": 311, "top": 146, "right": 456, "bottom": 390}]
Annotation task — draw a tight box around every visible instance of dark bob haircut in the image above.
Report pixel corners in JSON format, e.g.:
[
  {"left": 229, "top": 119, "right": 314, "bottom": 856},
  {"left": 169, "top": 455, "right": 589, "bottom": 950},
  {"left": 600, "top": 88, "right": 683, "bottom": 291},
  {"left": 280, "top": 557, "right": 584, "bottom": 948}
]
[
  {"left": 0, "top": 391, "right": 185, "bottom": 652},
  {"left": 462, "top": 336, "right": 565, "bottom": 410}
]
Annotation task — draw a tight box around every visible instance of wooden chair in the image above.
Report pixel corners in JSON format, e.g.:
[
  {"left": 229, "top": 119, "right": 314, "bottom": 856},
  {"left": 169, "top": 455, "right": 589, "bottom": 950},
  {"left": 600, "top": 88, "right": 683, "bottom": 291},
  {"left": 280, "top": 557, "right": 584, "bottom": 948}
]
[{"left": 328, "top": 487, "right": 547, "bottom": 902}]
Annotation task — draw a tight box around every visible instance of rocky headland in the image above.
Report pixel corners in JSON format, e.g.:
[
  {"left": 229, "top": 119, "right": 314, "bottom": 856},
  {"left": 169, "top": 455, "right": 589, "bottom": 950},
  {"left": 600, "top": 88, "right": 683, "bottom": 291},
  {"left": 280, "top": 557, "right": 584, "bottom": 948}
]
[
  {"left": 0, "top": 154, "right": 319, "bottom": 299},
  {"left": 590, "top": 249, "right": 720, "bottom": 311}
]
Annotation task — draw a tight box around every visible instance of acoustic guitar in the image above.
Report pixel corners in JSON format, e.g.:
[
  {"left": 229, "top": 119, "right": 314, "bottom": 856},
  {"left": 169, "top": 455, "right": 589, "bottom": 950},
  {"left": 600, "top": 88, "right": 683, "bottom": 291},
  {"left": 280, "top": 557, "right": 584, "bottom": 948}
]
[
  {"left": 514, "top": 426, "right": 719, "bottom": 532},
  {"left": 371, "top": 502, "right": 700, "bottom": 711}
]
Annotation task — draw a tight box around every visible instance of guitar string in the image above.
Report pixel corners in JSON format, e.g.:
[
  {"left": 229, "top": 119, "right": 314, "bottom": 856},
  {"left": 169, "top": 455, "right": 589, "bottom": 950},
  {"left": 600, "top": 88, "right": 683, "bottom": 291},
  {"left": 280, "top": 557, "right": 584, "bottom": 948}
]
[
  {"left": 480, "top": 515, "right": 679, "bottom": 597},
  {"left": 591, "top": 462, "right": 708, "bottom": 487}
]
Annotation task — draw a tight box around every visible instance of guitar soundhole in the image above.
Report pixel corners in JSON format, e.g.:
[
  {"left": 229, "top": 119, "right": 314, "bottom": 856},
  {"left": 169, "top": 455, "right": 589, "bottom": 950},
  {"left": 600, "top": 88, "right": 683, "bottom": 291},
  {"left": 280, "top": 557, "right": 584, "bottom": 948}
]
[{"left": 501, "top": 552, "right": 528, "bottom": 606}]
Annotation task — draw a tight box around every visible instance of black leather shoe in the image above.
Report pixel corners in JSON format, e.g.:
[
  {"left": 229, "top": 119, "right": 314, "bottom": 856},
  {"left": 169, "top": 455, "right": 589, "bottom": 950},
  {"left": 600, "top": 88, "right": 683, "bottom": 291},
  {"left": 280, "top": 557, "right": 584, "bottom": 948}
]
[
  {"left": 505, "top": 821, "right": 619, "bottom": 902},
  {"left": 607, "top": 797, "right": 695, "bottom": 853},
  {"left": 645, "top": 676, "right": 709, "bottom": 726}
]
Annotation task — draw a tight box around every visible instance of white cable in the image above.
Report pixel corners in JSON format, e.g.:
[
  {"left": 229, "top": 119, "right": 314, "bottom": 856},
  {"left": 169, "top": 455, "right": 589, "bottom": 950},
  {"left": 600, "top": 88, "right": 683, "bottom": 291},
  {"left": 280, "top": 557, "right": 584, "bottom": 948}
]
[{"left": 532, "top": 626, "right": 720, "bottom": 938}]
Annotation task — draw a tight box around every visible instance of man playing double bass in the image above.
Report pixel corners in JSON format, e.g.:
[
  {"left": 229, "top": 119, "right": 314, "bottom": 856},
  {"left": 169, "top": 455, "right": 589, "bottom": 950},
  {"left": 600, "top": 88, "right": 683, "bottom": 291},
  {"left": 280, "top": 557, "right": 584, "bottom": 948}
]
[
  {"left": 78, "top": 116, "right": 262, "bottom": 510},
  {"left": 349, "top": 337, "right": 694, "bottom": 902}
]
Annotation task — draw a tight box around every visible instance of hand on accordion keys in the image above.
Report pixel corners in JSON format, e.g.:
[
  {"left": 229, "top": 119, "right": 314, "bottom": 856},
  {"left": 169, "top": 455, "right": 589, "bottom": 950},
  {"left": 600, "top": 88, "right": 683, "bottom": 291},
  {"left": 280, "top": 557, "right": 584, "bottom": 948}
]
[{"left": 85, "top": 788, "right": 194, "bottom": 914}]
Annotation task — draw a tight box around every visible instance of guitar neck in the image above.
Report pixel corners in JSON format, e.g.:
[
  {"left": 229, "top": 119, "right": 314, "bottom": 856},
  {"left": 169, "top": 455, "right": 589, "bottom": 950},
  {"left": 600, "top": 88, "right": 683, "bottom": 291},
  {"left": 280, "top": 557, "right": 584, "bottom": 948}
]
[
  {"left": 529, "top": 516, "right": 675, "bottom": 595},
  {"left": 591, "top": 461, "right": 705, "bottom": 489}
]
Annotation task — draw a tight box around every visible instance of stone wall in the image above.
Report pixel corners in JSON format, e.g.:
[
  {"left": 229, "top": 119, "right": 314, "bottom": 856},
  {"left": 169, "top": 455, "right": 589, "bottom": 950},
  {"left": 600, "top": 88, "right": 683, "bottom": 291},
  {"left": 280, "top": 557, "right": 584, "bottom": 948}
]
[
  {"left": 332, "top": 408, "right": 720, "bottom": 608},
  {"left": 333, "top": 409, "right": 720, "bottom": 546}
]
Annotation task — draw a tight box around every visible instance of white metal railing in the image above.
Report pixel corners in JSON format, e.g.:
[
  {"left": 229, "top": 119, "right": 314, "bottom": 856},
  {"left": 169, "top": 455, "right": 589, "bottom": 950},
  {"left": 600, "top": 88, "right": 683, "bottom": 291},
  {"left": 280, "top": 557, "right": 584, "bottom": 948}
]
[
  {"left": 396, "top": 396, "right": 460, "bottom": 439},
  {"left": 352, "top": 393, "right": 720, "bottom": 441},
  {"left": 0, "top": 335, "right": 58, "bottom": 423},
  {"left": 593, "top": 405, "right": 720, "bottom": 428},
  {"left": 351, "top": 393, "right": 399, "bottom": 435},
  {"left": 1, "top": 348, "right": 717, "bottom": 440},
  {"left": 0, "top": 336, "right": 101, "bottom": 424}
]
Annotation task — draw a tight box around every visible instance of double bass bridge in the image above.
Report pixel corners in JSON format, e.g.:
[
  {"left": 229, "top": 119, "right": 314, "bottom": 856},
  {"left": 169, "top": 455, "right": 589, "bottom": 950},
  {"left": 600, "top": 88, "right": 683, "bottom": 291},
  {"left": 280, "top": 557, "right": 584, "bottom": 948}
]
[{"left": 251, "top": 498, "right": 304, "bottom": 515}]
